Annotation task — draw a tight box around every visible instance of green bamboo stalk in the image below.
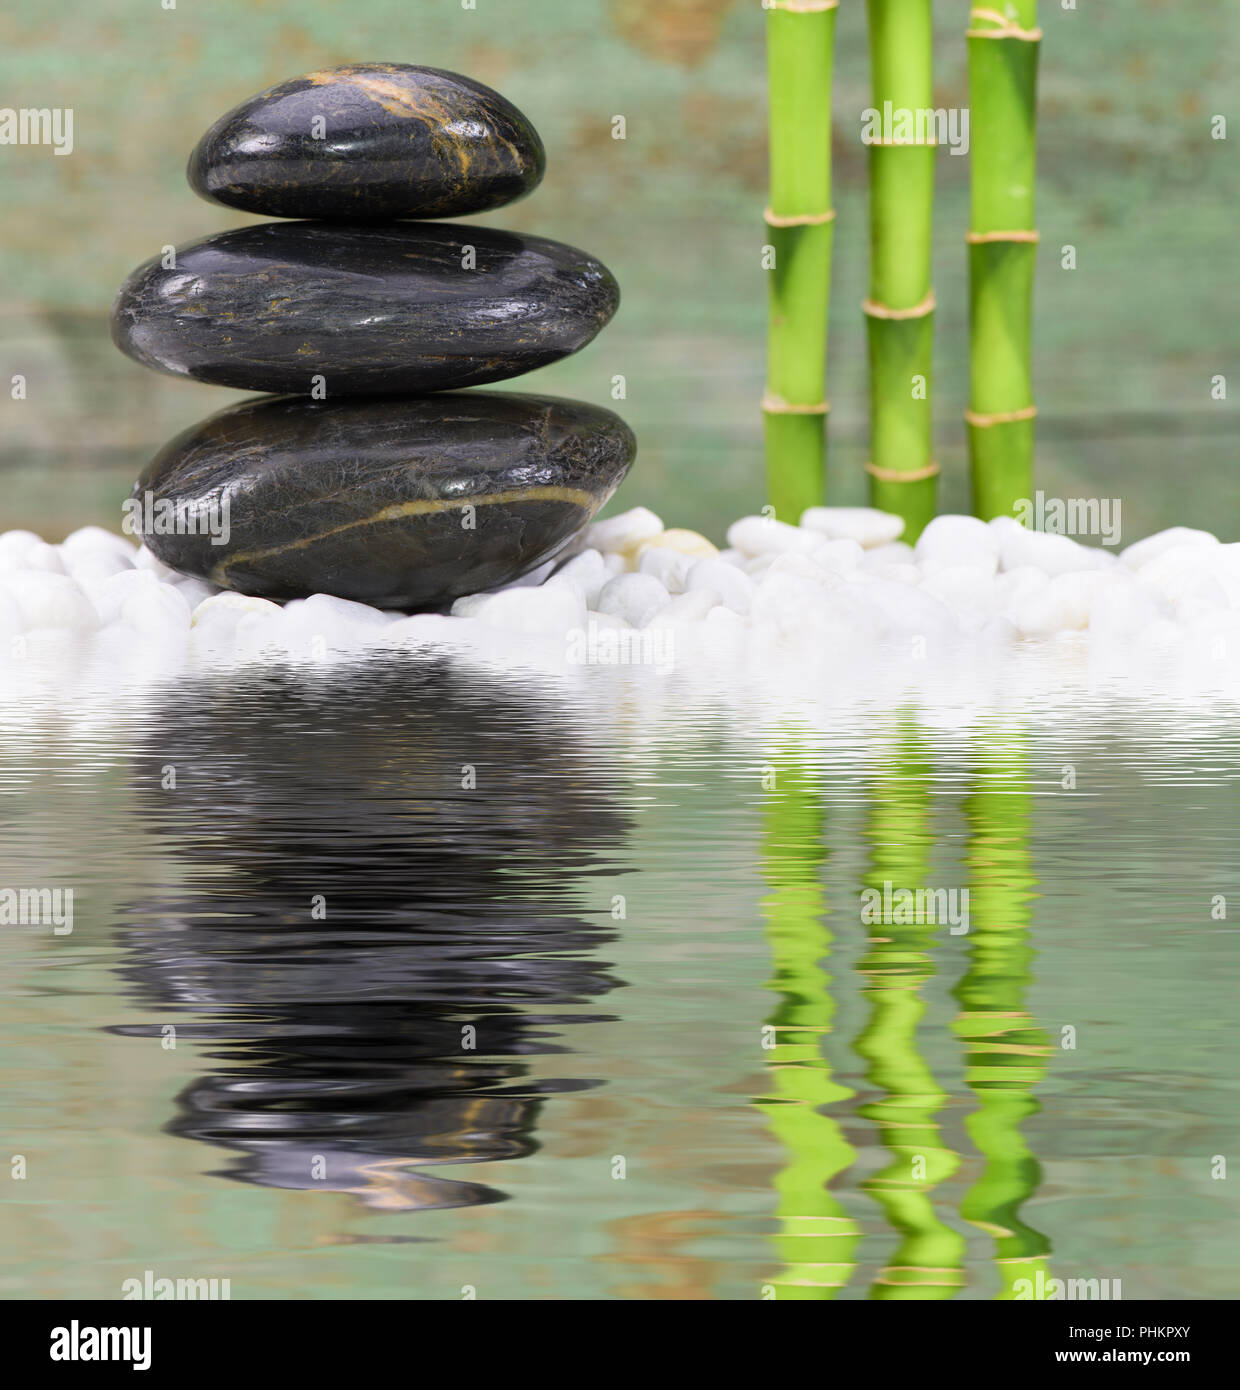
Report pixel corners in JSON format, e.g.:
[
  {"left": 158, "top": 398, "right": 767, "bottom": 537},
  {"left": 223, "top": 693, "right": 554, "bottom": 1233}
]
[
  {"left": 854, "top": 716, "right": 965, "bottom": 1299},
  {"left": 952, "top": 729, "right": 1052, "bottom": 1298},
  {"left": 866, "top": 0, "right": 937, "bottom": 541},
  {"left": 757, "top": 745, "right": 859, "bottom": 1299},
  {"left": 764, "top": 0, "right": 837, "bottom": 522},
  {"left": 967, "top": 3, "right": 1041, "bottom": 519}
]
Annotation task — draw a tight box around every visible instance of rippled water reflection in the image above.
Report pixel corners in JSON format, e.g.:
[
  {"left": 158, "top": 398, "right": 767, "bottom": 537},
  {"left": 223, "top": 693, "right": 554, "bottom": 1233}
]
[{"left": 1, "top": 660, "right": 1238, "bottom": 1299}]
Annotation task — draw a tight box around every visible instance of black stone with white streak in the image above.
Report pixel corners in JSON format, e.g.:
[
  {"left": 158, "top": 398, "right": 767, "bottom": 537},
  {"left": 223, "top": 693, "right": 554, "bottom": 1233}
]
[
  {"left": 187, "top": 63, "right": 546, "bottom": 221},
  {"left": 110, "top": 221, "right": 619, "bottom": 396},
  {"left": 134, "top": 391, "right": 635, "bottom": 609}
]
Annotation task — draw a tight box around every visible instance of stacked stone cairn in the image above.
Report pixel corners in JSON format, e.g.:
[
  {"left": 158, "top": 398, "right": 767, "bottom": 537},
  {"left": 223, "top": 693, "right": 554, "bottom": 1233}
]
[{"left": 111, "top": 64, "right": 635, "bottom": 610}]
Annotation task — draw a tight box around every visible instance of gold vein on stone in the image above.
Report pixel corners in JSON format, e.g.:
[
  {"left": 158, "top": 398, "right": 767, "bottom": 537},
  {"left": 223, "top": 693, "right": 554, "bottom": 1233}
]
[{"left": 211, "top": 484, "right": 594, "bottom": 584}]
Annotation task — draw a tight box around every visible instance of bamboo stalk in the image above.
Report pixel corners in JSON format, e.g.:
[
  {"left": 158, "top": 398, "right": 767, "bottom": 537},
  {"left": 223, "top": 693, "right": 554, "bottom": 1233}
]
[
  {"left": 764, "top": 0, "right": 838, "bottom": 521},
  {"left": 865, "top": 0, "right": 937, "bottom": 541},
  {"left": 967, "top": 3, "right": 1041, "bottom": 519},
  {"left": 952, "top": 729, "right": 1052, "bottom": 1298},
  {"left": 758, "top": 745, "right": 859, "bottom": 1299}
]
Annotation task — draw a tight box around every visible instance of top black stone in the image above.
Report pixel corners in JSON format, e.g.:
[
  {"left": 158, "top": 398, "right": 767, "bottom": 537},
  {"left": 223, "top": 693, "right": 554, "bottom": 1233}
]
[{"left": 187, "top": 63, "right": 546, "bottom": 221}]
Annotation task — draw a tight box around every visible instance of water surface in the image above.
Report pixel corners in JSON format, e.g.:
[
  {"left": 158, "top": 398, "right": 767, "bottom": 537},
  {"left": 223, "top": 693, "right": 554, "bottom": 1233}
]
[{"left": 1, "top": 660, "right": 1237, "bottom": 1299}]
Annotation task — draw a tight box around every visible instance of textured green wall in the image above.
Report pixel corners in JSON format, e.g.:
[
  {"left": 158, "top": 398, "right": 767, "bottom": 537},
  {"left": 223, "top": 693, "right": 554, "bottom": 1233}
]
[{"left": 1, "top": 0, "right": 1236, "bottom": 542}]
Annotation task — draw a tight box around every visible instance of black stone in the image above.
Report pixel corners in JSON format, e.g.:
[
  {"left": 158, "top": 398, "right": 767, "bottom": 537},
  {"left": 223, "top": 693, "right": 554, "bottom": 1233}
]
[
  {"left": 187, "top": 63, "right": 546, "bottom": 221},
  {"left": 110, "top": 221, "right": 619, "bottom": 396},
  {"left": 133, "top": 391, "right": 635, "bottom": 609}
]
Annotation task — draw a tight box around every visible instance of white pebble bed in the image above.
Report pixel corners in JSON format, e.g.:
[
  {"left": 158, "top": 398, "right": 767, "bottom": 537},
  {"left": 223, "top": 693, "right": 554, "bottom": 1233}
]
[{"left": 3, "top": 508, "right": 1240, "bottom": 698}]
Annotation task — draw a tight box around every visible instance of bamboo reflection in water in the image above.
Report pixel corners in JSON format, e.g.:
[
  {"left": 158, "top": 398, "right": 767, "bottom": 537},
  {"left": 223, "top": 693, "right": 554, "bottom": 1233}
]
[
  {"left": 756, "top": 745, "right": 860, "bottom": 1299},
  {"left": 953, "top": 728, "right": 1053, "bottom": 1297},
  {"left": 854, "top": 716, "right": 966, "bottom": 1299}
]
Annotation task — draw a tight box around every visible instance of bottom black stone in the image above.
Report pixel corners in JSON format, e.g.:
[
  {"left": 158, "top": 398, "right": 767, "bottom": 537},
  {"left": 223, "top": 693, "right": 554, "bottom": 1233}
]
[{"left": 132, "top": 391, "right": 636, "bottom": 609}]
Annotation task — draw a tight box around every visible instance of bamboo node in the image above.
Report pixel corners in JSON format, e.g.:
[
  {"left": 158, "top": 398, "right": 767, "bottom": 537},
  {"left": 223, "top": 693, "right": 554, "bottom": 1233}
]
[
  {"left": 966, "top": 8, "right": 1042, "bottom": 40},
  {"left": 966, "top": 229, "right": 1041, "bottom": 244},
  {"left": 763, "top": 395, "right": 830, "bottom": 415},
  {"left": 862, "top": 290, "right": 936, "bottom": 321},
  {"left": 763, "top": 207, "right": 837, "bottom": 228},
  {"left": 965, "top": 404, "right": 1038, "bottom": 428},
  {"left": 764, "top": 0, "right": 839, "bottom": 11},
  {"left": 866, "top": 460, "right": 940, "bottom": 484}
]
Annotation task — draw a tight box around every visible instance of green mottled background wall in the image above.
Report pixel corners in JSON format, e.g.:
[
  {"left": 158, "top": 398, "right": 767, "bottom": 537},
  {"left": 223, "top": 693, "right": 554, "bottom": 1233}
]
[{"left": 1, "top": 0, "right": 1236, "bottom": 542}]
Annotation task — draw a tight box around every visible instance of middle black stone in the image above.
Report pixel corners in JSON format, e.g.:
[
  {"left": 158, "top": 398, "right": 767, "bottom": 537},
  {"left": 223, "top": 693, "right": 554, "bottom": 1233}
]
[{"left": 110, "top": 221, "right": 620, "bottom": 396}]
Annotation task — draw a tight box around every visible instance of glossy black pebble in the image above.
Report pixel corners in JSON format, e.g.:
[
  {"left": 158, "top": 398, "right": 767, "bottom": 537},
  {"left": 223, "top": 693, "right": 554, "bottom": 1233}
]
[
  {"left": 133, "top": 391, "right": 636, "bottom": 609},
  {"left": 111, "top": 221, "right": 619, "bottom": 396},
  {"left": 188, "top": 63, "right": 545, "bottom": 221}
]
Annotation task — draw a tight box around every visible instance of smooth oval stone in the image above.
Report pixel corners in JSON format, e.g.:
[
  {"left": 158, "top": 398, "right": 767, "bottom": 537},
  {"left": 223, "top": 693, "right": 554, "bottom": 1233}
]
[
  {"left": 111, "top": 222, "right": 619, "bottom": 396},
  {"left": 188, "top": 64, "right": 545, "bottom": 220},
  {"left": 132, "top": 392, "right": 636, "bottom": 609}
]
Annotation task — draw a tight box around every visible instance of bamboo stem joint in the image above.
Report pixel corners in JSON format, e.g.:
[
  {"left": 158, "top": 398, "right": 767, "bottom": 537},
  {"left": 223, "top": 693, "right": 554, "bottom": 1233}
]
[
  {"left": 764, "top": 207, "right": 836, "bottom": 227},
  {"left": 863, "top": 290, "right": 937, "bottom": 320},
  {"left": 866, "top": 460, "right": 940, "bottom": 483},
  {"left": 966, "top": 8, "right": 1042, "bottom": 40},
  {"left": 763, "top": 396, "right": 831, "bottom": 415}
]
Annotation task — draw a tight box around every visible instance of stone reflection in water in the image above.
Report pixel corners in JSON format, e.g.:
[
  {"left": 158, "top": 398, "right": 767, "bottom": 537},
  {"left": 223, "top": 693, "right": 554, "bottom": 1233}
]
[{"left": 110, "top": 659, "right": 628, "bottom": 1212}]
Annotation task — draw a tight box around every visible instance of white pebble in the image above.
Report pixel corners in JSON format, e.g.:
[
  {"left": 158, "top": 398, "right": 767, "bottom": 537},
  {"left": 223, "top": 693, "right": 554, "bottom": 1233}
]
[
  {"left": 686, "top": 556, "right": 755, "bottom": 615},
  {"left": 595, "top": 572, "right": 671, "bottom": 628},
  {"left": 861, "top": 540, "right": 916, "bottom": 569},
  {"left": 66, "top": 551, "right": 135, "bottom": 587},
  {"left": 450, "top": 593, "right": 493, "bottom": 619},
  {"left": 468, "top": 584, "right": 585, "bottom": 636},
  {"left": 296, "top": 593, "right": 391, "bottom": 628},
  {"left": 583, "top": 610, "right": 632, "bottom": 632},
  {"left": 992, "top": 516, "right": 1110, "bottom": 576},
  {"left": 0, "top": 590, "right": 21, "bottom": 643},
  {"left": 1120, "top": 526, "right": 1218, "bottom": 571},
  {"left": 0, "top": 572, "right": 99, "bottom": 633},
  {"left": 800, "top": 506, "right": 905, "bottom": 549},
  {"left": 121, "top": 583, "right": 192, "bottom": 639},
  {"left": 581, "top": 507, "right": 663, "bottom": 554},
  {"left": 921, "top": 564, "right": 1004, "bottom": 617},
  {"left": 636, "top": 528, "right": 717, "bottom": 559},
  {"left": 191, "top": 591, "right": 281, "bottom": 627},
  {"left": 857, "top": 577, "right": 956, "bottom": 641},
  {"left": 172, "top": 576, "right": 219, "bottom": 608},
  {"left": 133, "top": 545, "right": 182, "bottom": 581},
  {"left": 190, "top": 592, "right": 285, "bottom": 652},
  {"left": 761, "top": 551, "right": 846, "bottom": 590},
  {"left": 18, "top": 541, "right": 67, "bottom": 575},
  {"left": 59, "top": 527, "right": 138, "bottom": 566},
  {"left": 0, "top": 531, "right": 45, "bottom": 572},
  {"left": 490, "top": 557, "right": 557, "bottom": 591},
  {"left": 636, "top": 545, "right": 692, "bottom": 593},
  {"left": 232, "top": 608, "right": 293, "bottom": 657},
  {"left": 809, "top": 538, "right": 865, "bottom": 573},
  {"left": 90, "top": 569, "right": 162, "bottom": 626},
  {"left": 378, "top": 613, "right": 462, "bottom": 648},
  {"left": 1135, "top": 546, "right": 1229, "bottom": 610},
  {"left": 545, "top": 549, "right": 608, "bottom": 607},
  {"left": 995, "top": 565, "right": 1050, "bottom": 605},
  {"left": 749, "top": 569, "right": 867, "bottom": 646},
  {"left": 727, "top": 515, "right": 821, "bottom": 558},
  {"left": 916, "top": 515, "right": 1000, "bottom": 575},
  {"left": 644, "top": 587, "right": 720, "bottom": 630},
  {"left": 1004, "top": 571, "right": 1106, "bottom": 637},
  {"left": 273, "top": 594, "right": 389, "bottom": 654}
]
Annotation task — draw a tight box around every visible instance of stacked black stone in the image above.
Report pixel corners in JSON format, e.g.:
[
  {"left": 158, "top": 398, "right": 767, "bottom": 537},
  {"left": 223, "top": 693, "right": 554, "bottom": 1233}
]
[{"left": 110, "top": 64, "right": 635, "bottom": 609}]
